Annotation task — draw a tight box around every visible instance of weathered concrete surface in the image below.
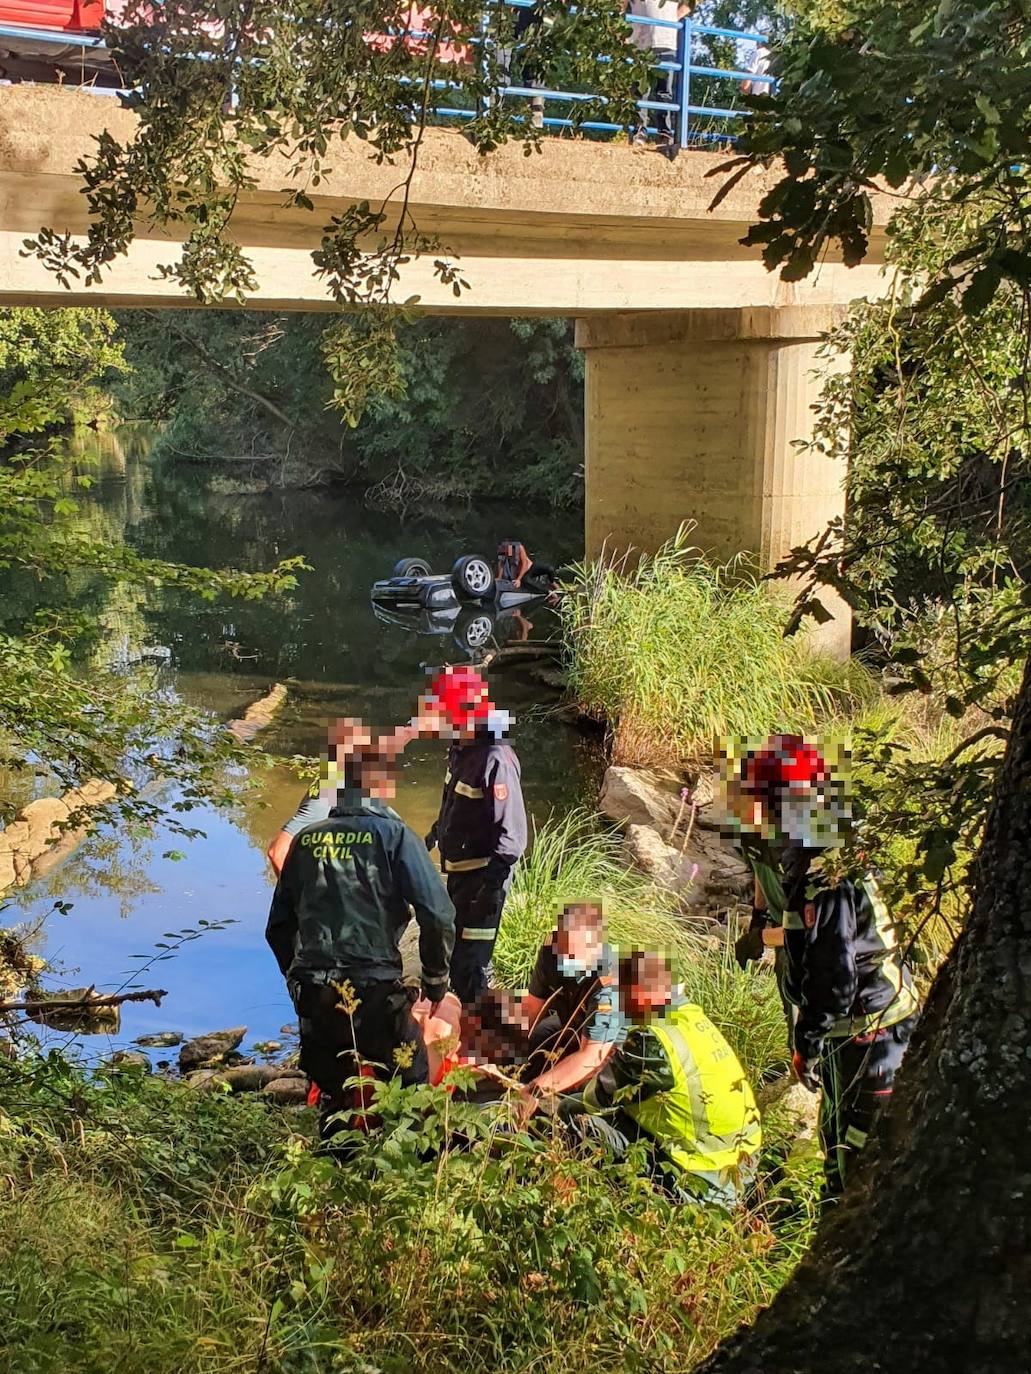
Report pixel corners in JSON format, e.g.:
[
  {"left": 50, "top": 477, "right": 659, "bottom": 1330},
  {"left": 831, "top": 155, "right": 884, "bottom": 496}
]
[
  {"left": 0, "top": 85, "right": 889, "bottom": 314},
  {"left": 578, "top": 305, "right": 853, "bottom": 656}
]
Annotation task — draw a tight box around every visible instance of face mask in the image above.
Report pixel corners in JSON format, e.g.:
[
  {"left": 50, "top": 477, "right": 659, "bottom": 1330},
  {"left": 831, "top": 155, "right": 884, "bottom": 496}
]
[{"left": 557, "top": 954, "right": 590, "bottom": 978}]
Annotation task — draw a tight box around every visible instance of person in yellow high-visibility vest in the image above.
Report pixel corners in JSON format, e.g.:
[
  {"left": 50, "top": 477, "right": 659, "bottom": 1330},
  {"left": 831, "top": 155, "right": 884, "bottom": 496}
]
[{"left": 563, "top": 950, "right": 761, "bottom": 1207}]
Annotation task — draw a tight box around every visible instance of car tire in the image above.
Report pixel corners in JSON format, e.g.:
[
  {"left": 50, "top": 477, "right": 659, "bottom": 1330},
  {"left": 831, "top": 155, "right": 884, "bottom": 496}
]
[
  {"left": 392, "top": 557, "right": 432, "bottom": 578},
  {"left": 454, "top": 609, "right": 496, "bottom": 654},
  {"left": 451, "top": 555, "right": 496, "bottom": 601}
]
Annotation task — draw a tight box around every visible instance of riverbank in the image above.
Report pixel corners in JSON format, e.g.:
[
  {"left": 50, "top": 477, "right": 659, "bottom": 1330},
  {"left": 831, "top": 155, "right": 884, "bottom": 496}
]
[{"left": 0, "top": 928, "right": 820, "bottom": 1374}]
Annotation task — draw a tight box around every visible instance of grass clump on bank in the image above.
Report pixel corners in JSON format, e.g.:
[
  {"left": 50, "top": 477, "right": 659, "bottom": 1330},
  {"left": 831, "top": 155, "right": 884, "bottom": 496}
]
[
  {"left": 493, "top": 808, "right": 702, "bottom": 988},
  {"left": 560, "top": 533, "right": 875, "bottom": 770},
  {"left": 0, "top": 1039, "right": 817, "bottom": 1374}
]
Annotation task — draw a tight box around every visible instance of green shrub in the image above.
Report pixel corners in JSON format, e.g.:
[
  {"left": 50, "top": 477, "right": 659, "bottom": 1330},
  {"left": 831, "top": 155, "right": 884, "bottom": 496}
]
[
  {"left": 560, "top": 532, "right": 876, "bottom": 770},
  {"left": 0, "top": 1052, "right": 818, "bottom": 1374},
  {"left": 493, "top": 809, "right": 702, "bottom": 988}
]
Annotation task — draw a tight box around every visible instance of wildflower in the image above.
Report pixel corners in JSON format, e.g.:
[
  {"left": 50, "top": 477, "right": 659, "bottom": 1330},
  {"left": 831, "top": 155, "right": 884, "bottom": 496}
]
[
  {"left": 392, "top": 1040, "right": 416, "bottom": 1070},
  {"left": 331, "top": 979, "right": 361, "bottom": 1015}
]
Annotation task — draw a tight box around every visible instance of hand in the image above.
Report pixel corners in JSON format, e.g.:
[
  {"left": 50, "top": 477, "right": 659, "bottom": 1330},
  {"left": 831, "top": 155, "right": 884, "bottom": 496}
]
[
  {"left": 734, "top": 926, "right": 765, "bottom": 970},
  {"left": 514, "top": 1086, "right": 539, "bottom": 1127},
  {"left": 424, "top": 826, "right": 438, "bottom": 852},
  {"left": 792, "top": 1051, "right": 820, "bottom": 1093}
]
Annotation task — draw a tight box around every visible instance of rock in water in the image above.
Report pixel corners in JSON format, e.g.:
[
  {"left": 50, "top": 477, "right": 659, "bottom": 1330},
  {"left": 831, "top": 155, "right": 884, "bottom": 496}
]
[
  {"left": 134, "top": 1031, "right": 183, "bottom": 1049},
  {"left": 599, "top": 767, "right": 678, "bottom": 830},
  {"left": 262, "top": 1077, "right": 309, "bottom": 1106},
  {"left": 179, "top": 1026, "right": 247, "bottom": 1072},
  {"left": 106, "top": 1050, "right": 152, "bottom": 1073}
]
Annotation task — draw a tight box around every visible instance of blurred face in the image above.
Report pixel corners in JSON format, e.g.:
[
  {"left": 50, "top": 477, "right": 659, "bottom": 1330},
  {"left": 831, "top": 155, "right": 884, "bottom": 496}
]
[
  {"left": 624, "top": 968, "right": 672, "bottom": 1021},
  {"left": 359, "top": 757, "right": 397, "bottom": 801},
  {"left": 556, "top": 907, "right": 604, "bottom": 974}
]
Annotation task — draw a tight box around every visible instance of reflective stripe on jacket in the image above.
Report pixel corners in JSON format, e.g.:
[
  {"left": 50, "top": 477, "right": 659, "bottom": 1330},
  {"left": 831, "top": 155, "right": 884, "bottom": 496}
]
[
  {"left": 588, "top": 1003, "right": 761, "bottom": 1179},
  {"left": 434, "top": 738, "right": 526, "bottom": 874},
  {"left": 782, "top": 874, "right": 920, "bottom": 1059}
]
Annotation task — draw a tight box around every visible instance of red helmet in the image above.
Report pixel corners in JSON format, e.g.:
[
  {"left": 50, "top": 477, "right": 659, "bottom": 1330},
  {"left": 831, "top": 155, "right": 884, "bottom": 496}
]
[
  {"left": 425, "top": 665, "right": 493, "bottom": 731},
  {"left": 740, "top": 734, "right": 828, "bottom": 799}
]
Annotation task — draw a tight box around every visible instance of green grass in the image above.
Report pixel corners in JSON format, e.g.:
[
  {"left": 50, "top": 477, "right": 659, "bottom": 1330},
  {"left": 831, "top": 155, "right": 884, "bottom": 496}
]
[
  {"left": 0, "top": 1044, "right": 819, "bottom": 1374},
  {"left": 493, "top": 808, "right": 703, "bottom": 989},
  {"left": 560, "top": 532, "right": 876, "bottom": 770}
]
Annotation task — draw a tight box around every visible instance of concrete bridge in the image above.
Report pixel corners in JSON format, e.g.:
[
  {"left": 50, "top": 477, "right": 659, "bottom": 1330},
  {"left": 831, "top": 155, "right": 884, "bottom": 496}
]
[{"left": 0, "top": 84, "right": 890, "bottom": 651}]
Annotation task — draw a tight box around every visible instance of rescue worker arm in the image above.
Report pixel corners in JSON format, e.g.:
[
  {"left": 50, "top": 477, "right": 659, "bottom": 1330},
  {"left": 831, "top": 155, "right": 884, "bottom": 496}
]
[
  {"left": 530, "top": 1036, "right": 615, "bottom": 1099},
  {"left": 486, "top": 751, "right": 527, "bottom": 883},
  {"left": 267, "top": 790, "right": 332, "bottom": 875},
  {"left": 582, "top": 1027, "right": 673, "bottom": 1113},
  {"left": 396, "top": 828, "right": 456, "bottom": 1003},
  {"left": 793, "top": 884, "right": 859, "bottom": 1064},
  {"left": 265, "top": 869, "right": 299, "bottom": 977}
]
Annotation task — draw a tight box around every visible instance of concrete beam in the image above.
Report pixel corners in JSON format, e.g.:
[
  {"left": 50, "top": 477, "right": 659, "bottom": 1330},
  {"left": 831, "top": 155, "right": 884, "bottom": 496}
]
[
  {"left": 578, "top": 306, "right": 852, "bottom": 656},
  {"left": 0, "top": 85, "right": 890, "bottom": 314}
]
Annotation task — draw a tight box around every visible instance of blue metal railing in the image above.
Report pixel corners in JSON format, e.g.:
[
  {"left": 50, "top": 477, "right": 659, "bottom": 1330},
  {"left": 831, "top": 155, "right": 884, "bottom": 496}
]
[{"left": 0, "top": 3, "right": 773, "bottom": 147}]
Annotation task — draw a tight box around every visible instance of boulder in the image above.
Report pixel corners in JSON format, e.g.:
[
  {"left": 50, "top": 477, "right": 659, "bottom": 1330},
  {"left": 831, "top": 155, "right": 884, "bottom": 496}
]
[
  {"left": 106, "top": 1050, "right": 152, "bottom": 1073},
  {"left": 262, "top": 1077, "right": 310, "bottom": 1106},
  {"left": 758, "top": 1072, "right": 820, "bottom": 1139},
  {"left": 600, "top": 767, "right": 679, "bottom": 831},
  {"left": 179, "top": 1026, "right": 247, "bottom": 1072},
  {"left": 622, "top": 819, "right": 751, "bottom": 913},
  {"left": 624, "top": 824, "right": 698, "bottom": 895},
  {"left": 134, "top": 1031, "right": 183, "bottom": 1049}
]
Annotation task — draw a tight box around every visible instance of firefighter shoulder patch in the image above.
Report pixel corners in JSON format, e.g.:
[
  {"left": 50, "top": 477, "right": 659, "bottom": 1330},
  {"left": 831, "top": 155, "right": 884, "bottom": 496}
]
[{"left": 494, "top": 782, "right": 508, "bottom": 801}]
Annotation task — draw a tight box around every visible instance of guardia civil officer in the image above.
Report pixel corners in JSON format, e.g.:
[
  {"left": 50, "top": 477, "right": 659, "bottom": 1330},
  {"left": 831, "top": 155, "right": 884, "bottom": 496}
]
[
  {"left": 265, "top": 741, "right": 455, "bottom": 1137},
  {"left": 727, "top": 733, "right": 921, "bottom": 1198},
  {"left": 422, "top": 665, "right": 527, "bottom": 1006}
]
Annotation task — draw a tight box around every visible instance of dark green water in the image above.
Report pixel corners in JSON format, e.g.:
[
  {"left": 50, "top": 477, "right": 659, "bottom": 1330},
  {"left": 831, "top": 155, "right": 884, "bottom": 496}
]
[{"left": 6, "top": 435, "right": 598, "bottom": 1056}]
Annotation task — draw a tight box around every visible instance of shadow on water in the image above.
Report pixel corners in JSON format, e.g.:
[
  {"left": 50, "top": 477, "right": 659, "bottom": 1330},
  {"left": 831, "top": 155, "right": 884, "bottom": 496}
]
[{"left": 3, "top": 441, "right": 600, "bottom": 1054}]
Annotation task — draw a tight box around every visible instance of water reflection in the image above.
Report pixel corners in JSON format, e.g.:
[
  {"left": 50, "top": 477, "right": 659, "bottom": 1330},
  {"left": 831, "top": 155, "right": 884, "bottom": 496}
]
[{"left": 4, "top": 444, "right": 596, "bottom": 1053}]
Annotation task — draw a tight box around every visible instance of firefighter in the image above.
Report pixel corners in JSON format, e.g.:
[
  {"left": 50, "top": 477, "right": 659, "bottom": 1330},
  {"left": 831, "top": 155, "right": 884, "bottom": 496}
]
[
  {"left": 563, "top": 950, "right": 762, "bottom": 1208},
  {"left": 726, "top": 733, "right": 921, "bottom": 1198},
  {"left": 421, "top": 664, "right": 527, "bottom": 1006},
  {"left": 265, "top": 741, "right": 455, "bottom": 1138}
]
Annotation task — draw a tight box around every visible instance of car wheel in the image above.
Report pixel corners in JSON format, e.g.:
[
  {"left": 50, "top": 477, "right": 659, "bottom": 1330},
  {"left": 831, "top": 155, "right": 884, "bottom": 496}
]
[
  {"left": 392, "top": 557, "right": 432, "bottom": 578},
  {"left": 451, "top": 555, "right": 496, "bottom": 601},
  {"left": 455, "top": 609, "right": 495, "bottom": 653}
]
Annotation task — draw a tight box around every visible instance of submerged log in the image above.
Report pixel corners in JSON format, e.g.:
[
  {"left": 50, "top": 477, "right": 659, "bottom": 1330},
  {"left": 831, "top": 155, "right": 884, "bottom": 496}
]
[
  {"left": 7, "top": 986, "right": 167, "bottom": 1032},
  {"left": 225, "top": 683, "right": 288, "bottom": 743},
  {"left": 0, "top": 778, "right": 119, "bottom": 895}
]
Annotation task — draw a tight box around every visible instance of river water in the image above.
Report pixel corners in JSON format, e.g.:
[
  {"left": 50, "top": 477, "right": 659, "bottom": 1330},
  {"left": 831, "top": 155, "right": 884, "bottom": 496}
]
[{"left": 5, "top": 437, "right": 598, "bottom": 1059}]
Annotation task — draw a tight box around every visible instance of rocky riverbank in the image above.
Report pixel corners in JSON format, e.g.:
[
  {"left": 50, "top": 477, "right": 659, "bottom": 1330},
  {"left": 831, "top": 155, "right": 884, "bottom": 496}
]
[{"left": 597, "top": 765, "right": 752, "bottom": 922}]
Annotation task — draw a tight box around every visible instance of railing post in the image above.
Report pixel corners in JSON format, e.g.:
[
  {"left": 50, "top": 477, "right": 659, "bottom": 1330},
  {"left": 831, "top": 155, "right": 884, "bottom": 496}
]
[{"left": 676, "top": 15, "right": 691, "bottom": 148}]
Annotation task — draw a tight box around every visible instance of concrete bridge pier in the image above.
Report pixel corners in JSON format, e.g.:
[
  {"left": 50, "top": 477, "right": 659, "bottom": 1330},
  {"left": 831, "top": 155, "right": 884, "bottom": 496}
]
[{"left": 576, "top": 306, "right": 851, "bottom": 657}]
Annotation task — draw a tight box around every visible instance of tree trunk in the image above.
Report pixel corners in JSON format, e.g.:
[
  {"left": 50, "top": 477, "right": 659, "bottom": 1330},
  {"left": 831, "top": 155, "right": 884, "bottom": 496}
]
[{"left": 699, "top": 654, "right": 1031, "bottom": 1374}]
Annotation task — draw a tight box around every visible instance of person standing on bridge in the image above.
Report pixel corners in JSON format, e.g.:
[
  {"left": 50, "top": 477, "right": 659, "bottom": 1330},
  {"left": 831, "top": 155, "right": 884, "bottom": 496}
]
[
  {"left": 625, "top": 0, "right": 693, "bottom": 155},
  {"left": 421, "top": 665, "right": 527, "bottom": 1006}
]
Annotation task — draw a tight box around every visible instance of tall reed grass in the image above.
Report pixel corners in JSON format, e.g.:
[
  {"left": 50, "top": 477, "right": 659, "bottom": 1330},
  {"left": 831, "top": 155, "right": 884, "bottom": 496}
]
[
  {"left": 493, "top": 808, "right": 702, "bottom": 988},
  {"left": 560, "top": 531, "right": 876, "bottom": 770}
]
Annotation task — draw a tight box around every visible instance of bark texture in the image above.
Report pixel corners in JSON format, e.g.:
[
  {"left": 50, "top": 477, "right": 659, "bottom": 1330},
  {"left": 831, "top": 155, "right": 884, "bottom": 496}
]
[{"left": 699, "top": 654, "right": 1031, "bottom": 1374}]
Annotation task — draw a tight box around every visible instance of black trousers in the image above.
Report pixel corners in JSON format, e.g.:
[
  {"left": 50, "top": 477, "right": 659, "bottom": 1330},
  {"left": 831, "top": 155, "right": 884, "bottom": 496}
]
[
  {"left": 290, "top": 977, "right": 428, "bottom": 1136},
  {"left": 525, "top": 1006, "right": 587, "bottom": 1081},
  {"left": 819, "top": 1013, "right": 918, "bottom": 1198},
  {"left": 511, "top": 2, "right": 543, "bottom": 88},
  {"left": 447, "top": 869, "right": 512, "bottom": 1006},
  {"left": 638, "top": 47, "right": 677, "bottom": 139}
]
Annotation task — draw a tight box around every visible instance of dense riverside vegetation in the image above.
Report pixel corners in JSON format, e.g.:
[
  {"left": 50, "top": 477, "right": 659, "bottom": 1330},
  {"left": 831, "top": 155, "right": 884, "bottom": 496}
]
[{"left": 115, "top": 312, "right": 585, "bottom": 508}]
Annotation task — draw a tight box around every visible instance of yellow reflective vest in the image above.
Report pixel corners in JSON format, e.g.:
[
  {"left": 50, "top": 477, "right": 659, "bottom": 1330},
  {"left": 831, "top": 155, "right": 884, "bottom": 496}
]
[{"left": 621, "top": 1003, "right": 762, "bottom": 1179}]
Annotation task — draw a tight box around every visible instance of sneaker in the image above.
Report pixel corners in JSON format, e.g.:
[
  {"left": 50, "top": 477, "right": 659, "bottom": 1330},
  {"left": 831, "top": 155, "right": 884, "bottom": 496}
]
[
  {"left": 656, "top": 131, "right": 677, "bottom": 159},
  {"left": 631, "top": 128, "right": 650, "bottom": 149}
]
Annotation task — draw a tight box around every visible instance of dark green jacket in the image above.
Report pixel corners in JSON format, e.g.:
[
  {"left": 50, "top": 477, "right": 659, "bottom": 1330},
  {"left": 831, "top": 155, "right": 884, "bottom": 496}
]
[{"left": 265, "top": 793, "right": 456, "bottom": 1001}]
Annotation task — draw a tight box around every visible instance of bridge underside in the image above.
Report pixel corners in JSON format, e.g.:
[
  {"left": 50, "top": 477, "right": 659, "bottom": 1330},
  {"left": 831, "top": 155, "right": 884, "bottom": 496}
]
[
  {"left": 0, "top": 85, "right": 882, "bottom": 651},
  {"left": 0, "top": 86, "right": 886, "bottom": 315}
]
